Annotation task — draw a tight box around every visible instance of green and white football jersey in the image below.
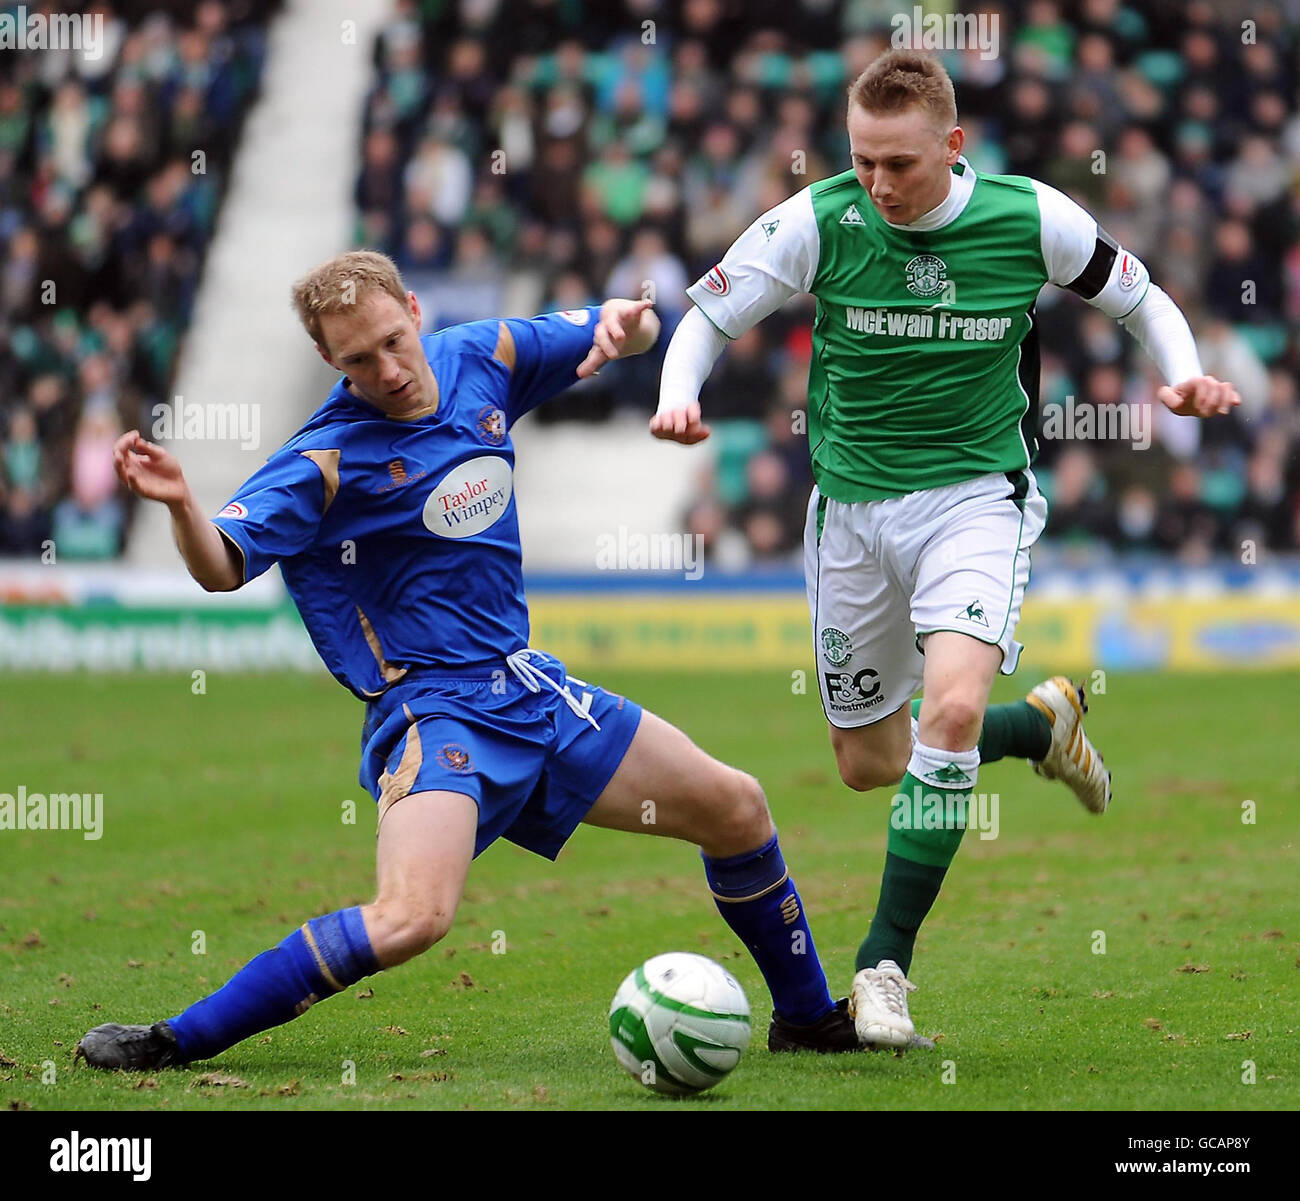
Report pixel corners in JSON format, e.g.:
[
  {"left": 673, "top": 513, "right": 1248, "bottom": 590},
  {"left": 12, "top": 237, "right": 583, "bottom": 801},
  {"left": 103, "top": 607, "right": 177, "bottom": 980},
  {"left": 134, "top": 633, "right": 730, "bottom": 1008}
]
[{"left": 685, "top": 157, "right": 1152, "bottom": 501}]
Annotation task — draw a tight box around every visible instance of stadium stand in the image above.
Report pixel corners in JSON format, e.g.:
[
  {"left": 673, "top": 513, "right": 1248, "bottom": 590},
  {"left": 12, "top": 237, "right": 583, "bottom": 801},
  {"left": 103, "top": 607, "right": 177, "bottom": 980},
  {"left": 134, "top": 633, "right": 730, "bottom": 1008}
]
[
  {"left": 125, "top": 0, "right": 392, "bottom": 566},
  {"left": 4, "top": 0, "right": 1297, "bottom": 572},
  {"left": 348, "top": 0, "right": 1299, "bottom": 569},
  {"left": 0, "top": 0, "right": 284, "bottom": 559}
]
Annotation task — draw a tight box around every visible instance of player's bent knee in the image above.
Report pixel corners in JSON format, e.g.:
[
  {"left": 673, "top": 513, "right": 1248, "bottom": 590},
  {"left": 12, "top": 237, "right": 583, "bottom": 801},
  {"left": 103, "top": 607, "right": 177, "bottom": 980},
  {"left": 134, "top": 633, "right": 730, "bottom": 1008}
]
[
  {"left": 700, "top": 770, "right": 773, "bottom": 854},
  {"left": 365, "top": 897, "right": 453, "bottom": 966},
  {"left": 836, "top": 759, "right": 885, "bottom": 792},
  {"left": 731, "top": 771, "right": 774, "bottom": 842},
  {"left": 923, "top": 695, "right": 984, "bottom": 748},
  {"left": 830, "top": 720, "right": 909, "bottom": 792},
  {"left": 835, "top": 747, "right": 908, "bottom": 792}
]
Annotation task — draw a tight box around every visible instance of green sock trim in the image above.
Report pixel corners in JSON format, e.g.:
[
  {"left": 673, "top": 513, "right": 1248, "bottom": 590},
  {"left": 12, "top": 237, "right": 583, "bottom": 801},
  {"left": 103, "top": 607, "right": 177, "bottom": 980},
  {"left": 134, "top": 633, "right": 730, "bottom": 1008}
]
[{"left": 857, "top": 852, "right": 948, "bottom": 975}]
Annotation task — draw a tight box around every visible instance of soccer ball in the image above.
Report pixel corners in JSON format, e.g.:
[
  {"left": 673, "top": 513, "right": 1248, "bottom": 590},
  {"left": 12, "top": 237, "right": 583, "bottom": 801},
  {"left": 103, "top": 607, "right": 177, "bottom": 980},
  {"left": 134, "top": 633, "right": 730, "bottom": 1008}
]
[{"left": 608, "top": 951, "right": 752, "bottom": 1095}]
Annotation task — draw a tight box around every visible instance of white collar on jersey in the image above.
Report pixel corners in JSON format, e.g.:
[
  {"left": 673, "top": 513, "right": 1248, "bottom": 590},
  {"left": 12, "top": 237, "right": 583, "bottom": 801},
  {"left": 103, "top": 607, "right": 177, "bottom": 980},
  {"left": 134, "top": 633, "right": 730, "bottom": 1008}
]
[{"left": 880, "top": 154, "right": 977, "bottom": 232}]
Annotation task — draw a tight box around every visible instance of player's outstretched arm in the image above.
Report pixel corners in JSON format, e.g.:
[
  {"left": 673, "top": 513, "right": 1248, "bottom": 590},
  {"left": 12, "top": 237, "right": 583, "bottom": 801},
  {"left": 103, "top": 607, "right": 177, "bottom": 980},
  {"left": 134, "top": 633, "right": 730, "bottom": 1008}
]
[
  {"left": 649, "top": 305, "right": 728, "bottom": 445},
  {"left": 651, "top": 188, "right": 817, "bottom": 446},
  {"left": 1033, "top": 182, "right": 1240, "bottom": 427},
  {"left": 576, "top": 297, "right": 661, "bottom": 379},
  {"left": 112, "top": 430, "right": 243, "bottom": 592},
  {"left": 1114, "top": 285, "right": 1240, "bottom": 420}
]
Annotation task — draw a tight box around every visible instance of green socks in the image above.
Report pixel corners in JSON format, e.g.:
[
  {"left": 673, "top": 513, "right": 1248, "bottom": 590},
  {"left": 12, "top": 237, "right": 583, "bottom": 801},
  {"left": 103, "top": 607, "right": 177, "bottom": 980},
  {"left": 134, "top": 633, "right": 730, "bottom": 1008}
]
[
  {"left": 857, "top": 740, "right": 980, "bottom": 973},
  {"left": 857, "top": 850, "right": 949, "bottom": 975},
  {"left": 910, "top": 697, "right": 1050, "bottom": 763},
  {"left": 858, "top": 700, "right": 1051, "bottom": 975}
]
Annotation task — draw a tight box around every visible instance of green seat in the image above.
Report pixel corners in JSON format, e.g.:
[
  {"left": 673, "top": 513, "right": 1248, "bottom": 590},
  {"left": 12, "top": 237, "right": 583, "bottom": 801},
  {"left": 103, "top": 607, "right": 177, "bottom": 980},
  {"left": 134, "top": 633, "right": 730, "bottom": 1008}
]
[
  {"left": 712, "top": 419, "right": 769, "bottom": 508},
  {"left": 1233, "top": 323, "right": 1287, "bottom": 364}
]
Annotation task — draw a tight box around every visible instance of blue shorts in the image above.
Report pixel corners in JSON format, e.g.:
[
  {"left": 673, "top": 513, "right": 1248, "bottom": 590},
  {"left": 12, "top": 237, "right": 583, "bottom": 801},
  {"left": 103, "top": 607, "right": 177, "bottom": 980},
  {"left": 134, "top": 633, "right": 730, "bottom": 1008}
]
[{"left": 358, "top": 651, "right": 642, "bottom": 860}]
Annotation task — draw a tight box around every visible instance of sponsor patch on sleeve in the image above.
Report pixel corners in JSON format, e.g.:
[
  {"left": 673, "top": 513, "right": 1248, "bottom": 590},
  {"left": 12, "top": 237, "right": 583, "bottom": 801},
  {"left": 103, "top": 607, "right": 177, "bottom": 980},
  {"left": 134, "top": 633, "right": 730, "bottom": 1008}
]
[
  {"left": 218, "top": 501, "right": 248, "bottom": 520},
  {"left": 1118, "top": 253, "right": 1139, "bottom": 290},
  {"left": 558, "top": 308, "right": 590, "bottom": 325},
  {"left": 702, "top": 265, "right": 730, "bottom": 296}
]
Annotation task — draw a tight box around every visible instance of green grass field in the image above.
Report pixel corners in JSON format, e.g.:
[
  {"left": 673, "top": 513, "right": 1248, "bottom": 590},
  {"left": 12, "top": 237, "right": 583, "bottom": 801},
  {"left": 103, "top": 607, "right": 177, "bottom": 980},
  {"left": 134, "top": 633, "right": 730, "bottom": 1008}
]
[{"left": 1, "top": 668, "right": 1297, "bottom": 1111}]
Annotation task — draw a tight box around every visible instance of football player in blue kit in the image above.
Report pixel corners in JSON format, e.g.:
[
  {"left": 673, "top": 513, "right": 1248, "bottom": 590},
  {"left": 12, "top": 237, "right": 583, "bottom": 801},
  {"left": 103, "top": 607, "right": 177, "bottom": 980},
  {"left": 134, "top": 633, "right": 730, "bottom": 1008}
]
[{"left": 80, "top": 251, "right": 863, "bottom": 1070}]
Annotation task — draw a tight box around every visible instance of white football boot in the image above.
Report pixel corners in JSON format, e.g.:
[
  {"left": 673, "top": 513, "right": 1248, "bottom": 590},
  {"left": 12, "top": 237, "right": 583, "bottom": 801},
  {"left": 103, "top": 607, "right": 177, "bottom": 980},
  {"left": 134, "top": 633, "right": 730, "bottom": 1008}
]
[
  {"left": 1026, "top": 676, "right": 1111, "bottom": 814},
  {"left": 849, "top": 959, "right": 917, "bottom": 1049}
]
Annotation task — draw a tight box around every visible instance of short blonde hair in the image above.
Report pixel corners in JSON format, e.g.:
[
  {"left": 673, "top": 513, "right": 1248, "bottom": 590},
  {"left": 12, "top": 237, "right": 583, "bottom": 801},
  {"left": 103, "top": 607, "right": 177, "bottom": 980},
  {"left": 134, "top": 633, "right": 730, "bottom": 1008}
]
[
  {"left": 848, "top": 49, "right": 957, "bottom": 135},
  {"left": 291, "top": 250, "right": 408, "bottom": 346}
]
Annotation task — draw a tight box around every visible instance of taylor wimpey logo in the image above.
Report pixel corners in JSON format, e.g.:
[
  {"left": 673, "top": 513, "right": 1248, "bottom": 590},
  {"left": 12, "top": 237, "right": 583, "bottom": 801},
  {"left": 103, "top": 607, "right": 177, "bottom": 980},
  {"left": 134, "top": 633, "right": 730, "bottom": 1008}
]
[{"left": 422, "top": 455, "right": 512, "bottom": 539}]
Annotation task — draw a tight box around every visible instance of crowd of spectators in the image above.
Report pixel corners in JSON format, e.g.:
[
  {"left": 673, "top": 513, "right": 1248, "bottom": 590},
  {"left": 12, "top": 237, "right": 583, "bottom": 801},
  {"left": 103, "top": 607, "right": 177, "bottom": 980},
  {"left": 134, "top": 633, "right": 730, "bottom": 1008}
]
[
  {"left": 0, "top": 0, "right": 279, "bottom": 558},
  {"left": 5, "top": 0, "right": 1296, "bottom": 568},
  {"left": 353, "top": 0, "right": 1300, "bottom": 568}
]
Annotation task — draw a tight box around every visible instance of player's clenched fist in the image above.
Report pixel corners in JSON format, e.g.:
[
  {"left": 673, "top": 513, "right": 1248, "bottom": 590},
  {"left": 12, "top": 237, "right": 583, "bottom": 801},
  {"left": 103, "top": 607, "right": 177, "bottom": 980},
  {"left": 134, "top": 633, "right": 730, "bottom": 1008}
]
[
  {"left": 1156, "top": 375, "right": 1241, "bottom": 419},
  {"left": 649, "top": 401, "right": 712, "bottom": 445},
  {"left": 113, "top": 430, "right": 189, "bottom": 507}
]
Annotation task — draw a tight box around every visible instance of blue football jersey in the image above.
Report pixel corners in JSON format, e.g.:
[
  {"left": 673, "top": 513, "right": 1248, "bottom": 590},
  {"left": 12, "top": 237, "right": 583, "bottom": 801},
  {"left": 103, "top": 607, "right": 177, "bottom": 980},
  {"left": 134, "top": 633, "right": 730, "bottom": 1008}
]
[{"left": 212, "top": 306, "right": 601, "bottom": 699}]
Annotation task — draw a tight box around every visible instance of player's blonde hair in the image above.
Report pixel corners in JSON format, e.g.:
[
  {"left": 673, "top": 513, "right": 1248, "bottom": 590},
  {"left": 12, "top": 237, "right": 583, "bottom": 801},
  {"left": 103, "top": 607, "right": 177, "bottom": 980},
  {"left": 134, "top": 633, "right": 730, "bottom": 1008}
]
[
  {"left": 848, "top": 49, "right": 958, "bottom": 135},
  {"left": 291, "top": 250, "right": 409, "bottom": 347}
]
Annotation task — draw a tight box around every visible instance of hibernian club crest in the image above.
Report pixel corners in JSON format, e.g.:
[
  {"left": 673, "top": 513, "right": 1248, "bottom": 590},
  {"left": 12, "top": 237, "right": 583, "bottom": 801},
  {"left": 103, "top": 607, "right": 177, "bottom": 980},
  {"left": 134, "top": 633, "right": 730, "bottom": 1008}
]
[
  {"left": 905, "top": 254, "right": 948, "bottom": 297},
  {"left": 821, "top": 626, "right": 853, "bottom": 667}
]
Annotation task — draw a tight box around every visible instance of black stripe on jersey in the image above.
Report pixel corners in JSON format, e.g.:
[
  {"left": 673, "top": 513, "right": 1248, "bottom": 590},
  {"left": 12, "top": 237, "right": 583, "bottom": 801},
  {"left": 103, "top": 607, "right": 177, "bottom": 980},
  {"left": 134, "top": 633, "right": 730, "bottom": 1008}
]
[
  {"left": 1065, "top": 227, "right": 1119, "bottom": 300},
  {"left": 1017, "top": 304, "right": 1041, "bottom": 466},
  {"left": 1005, "top": 469, "right": 1029, "bottom": 513}
]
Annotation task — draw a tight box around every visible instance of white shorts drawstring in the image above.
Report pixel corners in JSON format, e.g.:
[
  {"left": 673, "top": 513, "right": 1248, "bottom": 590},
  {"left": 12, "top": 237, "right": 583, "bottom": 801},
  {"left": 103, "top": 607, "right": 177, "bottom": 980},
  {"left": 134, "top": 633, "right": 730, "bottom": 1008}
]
[{"left": 506, "top": 649, "right": 601, "bottom": 731}]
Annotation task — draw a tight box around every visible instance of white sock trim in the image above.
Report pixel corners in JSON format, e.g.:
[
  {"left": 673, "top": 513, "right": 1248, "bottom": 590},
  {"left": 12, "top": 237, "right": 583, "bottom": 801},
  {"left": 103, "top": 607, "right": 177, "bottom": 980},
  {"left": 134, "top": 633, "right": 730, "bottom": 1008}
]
[{"left": 906, "top": 740, "right": 980, "bottom": 792}]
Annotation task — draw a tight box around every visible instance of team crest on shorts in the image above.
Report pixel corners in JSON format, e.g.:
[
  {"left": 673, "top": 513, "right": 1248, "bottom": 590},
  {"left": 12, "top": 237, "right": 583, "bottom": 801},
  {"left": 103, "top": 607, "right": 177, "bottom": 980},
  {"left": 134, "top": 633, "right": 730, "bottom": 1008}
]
[
  {"left": 476, "top": 405, "right": 506, "bottom": 446},
  {"left": 821, "top": 626, "right": 853, "bottom": 667},
  {"left": 437, "top": 743, "right": 473, "bottom": 772},
  {"left": 904, "top": 254, "right": 948, "bottom": 297}
]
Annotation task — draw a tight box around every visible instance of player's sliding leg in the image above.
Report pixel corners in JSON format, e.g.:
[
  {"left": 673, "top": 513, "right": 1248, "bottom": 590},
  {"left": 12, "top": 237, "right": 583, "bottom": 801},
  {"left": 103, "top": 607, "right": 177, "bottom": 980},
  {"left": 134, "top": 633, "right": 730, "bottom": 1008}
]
[
  {"left": 582, "top": 709, "right": 860, "bottom": 1053},
  {"left": 845, "top": 634, "right": 1003, "bottom": 1048},
  {"left": 909, "top": 680, "right": 1110, "bottom": 813},
  {"left": 77, "top": 791, "right": 475, "bottom": 1070}
]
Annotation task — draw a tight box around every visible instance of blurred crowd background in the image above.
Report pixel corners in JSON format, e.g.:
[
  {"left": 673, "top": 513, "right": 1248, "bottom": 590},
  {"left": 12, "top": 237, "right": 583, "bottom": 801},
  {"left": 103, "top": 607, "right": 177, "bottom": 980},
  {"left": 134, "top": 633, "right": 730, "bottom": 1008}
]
[
  {"left": 3, "top": 0, "right": 1298, "bottom": 567},
  {"left": 0, "top": 0, "right": 278, "bottom": 557}
]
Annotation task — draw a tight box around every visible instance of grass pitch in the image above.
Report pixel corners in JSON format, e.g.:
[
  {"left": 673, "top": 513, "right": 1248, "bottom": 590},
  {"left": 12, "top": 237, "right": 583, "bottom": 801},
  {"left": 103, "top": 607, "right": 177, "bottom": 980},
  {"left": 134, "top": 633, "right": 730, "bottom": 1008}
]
[{"left": 1, "top": 668, "right": 1296, "bottom": 1110}]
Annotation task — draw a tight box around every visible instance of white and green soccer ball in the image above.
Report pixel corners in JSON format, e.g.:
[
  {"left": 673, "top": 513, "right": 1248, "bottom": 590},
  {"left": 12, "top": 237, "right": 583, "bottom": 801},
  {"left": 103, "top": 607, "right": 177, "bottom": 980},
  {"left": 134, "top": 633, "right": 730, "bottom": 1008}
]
[{"left": 608, "top": 952, "right": 752, "bottom": 1095}]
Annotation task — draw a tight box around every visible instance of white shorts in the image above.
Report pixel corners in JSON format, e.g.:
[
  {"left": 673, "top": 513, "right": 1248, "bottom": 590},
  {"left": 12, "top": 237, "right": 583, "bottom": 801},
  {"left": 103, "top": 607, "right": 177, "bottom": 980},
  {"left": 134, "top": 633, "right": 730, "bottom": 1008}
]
[{"left": 804, "top": 470, "right": 1048, "bottom": 729}]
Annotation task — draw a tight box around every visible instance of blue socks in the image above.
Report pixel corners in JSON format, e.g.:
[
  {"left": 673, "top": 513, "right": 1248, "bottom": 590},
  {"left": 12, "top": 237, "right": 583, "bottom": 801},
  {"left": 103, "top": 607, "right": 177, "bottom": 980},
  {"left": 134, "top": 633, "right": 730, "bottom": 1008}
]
[
  {"left": 167, "top": 908, "right": 379, "bottom": 1062},
  {"left": 166, "top": 850, "right": 836, "bottom": 1059},
  {"left": 702, "top": 834, "right": 834, "bottom": 1025}
]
